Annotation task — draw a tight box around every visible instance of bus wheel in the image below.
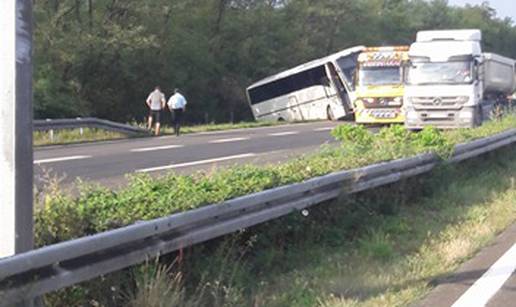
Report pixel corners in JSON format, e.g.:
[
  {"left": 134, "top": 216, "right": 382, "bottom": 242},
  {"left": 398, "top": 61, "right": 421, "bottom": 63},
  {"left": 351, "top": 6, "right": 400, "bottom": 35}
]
[{"left": 327, "top": 106, "right": 336, "bottom": 121}]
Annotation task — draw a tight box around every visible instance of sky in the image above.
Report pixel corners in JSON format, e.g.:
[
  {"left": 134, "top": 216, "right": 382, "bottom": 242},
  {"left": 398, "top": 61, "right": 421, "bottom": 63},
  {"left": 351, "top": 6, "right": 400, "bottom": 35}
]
[{"left": 448, "top": 0, "right": 516, "bottom": 22}]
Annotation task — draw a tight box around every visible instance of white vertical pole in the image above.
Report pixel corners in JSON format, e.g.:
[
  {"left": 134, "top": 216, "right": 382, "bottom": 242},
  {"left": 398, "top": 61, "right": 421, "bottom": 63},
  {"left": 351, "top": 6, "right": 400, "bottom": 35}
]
[{"left": 0, "top": 0, "right": 34, "bottom": 258}]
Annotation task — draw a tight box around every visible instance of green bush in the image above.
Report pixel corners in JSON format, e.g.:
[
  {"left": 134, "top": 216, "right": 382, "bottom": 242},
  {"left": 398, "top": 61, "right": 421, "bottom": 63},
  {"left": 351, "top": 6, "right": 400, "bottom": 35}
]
[
  {"left": 411, "top": 126, "right": 454, "bottom": 158},
  {"left": 331, "top": 124, "right": 374, "bottom": 148},
  {"left": 35, "top": 115, "right": 516, "bottom": 247},
  {"left": 358, "top": 229, "right": 395, "bottom": 261},
  {"left": 41, "top": 142, "right": 516, "bottom": 306}
]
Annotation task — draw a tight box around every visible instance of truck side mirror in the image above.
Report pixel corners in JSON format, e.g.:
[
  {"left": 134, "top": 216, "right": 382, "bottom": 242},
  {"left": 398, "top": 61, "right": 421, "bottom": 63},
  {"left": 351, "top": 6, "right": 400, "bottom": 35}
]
[{"left": 473, "top": 63, "right": 479, "bottom": 79}]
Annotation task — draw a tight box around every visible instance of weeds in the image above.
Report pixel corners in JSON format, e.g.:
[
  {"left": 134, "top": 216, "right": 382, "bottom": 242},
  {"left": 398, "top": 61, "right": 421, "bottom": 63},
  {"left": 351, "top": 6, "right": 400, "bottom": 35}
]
[
  {"left": 34, "top": 115, "right": 516, "bottom": 247},
  {"left": 34, "top": 128, "right": 127, "bottom": 146},
  {"left": 40, "top": 139, "right": 516, "bottom": 306},
  {"left": 128, "top": 264, "right": 192, "bottom": 307},
  {"left": 33, "top": 115, "right": 516, "bottom": 305},
  {"left": 33, "top": 121, "right": 290, "bottom": 146}
]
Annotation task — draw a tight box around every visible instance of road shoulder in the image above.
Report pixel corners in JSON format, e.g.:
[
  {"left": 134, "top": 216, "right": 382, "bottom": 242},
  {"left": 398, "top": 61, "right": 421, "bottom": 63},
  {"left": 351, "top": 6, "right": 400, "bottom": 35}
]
[{"left": 417, "top": 222, "right": 516, "bottom": 307}]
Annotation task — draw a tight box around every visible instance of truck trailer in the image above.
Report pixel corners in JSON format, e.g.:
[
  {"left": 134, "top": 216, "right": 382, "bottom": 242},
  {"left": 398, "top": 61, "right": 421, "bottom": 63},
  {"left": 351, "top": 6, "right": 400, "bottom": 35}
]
[{"left": 404, "top": 29, "right": 516, "bottom": 129}]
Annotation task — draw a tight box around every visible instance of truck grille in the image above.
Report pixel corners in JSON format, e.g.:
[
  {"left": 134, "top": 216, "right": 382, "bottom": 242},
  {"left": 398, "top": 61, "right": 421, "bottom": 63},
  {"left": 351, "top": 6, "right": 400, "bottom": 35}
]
[{"left": 411, "top": 96, "right": 465, "bottom": 110}]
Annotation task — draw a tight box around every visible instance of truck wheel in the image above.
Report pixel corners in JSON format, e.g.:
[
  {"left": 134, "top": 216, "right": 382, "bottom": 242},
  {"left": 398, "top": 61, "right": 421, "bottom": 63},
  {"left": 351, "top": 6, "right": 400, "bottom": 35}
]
[
  {"left": 474, "top": 105, "right": 483, "bottom": 127},
  {"left": 327, "top": 106, "right": 336, "bottom": 121}
]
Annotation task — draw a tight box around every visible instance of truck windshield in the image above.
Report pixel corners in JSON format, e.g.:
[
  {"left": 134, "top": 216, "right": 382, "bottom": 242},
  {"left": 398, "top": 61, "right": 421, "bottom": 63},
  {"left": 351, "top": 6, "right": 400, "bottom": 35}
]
[
  {"left": 407, "top": 61, "right": 473, "bottom": 85},
  {"left": 358, "top": 66, "right": 401, "bottom": 86}
]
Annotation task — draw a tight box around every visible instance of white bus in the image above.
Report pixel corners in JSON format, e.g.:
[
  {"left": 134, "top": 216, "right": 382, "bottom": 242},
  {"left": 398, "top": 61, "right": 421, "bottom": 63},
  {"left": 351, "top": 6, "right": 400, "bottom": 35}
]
[{"left": 246, "top": 46, "right": 365, "bottom": 121}]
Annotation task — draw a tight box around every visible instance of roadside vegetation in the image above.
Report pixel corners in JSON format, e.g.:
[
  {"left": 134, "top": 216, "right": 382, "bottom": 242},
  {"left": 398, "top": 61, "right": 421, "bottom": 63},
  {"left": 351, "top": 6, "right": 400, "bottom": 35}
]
[
  {"left": 35, "top": 115, "right": 516, "bottom": 246},
  {"left": 131, "top": 146, "right": 516, "bottom": 307},
  {"left": 33, "top": 128, "right": 127, "bottom": 146},
  {"left": 32, "top": 115, "right": 516, "bottom": 306},
  {"left": 43, "top": 134, "right": 516, "bottom": 306},
  {"left": 33, "top": 120, "right": 286, "bottom": 146}
]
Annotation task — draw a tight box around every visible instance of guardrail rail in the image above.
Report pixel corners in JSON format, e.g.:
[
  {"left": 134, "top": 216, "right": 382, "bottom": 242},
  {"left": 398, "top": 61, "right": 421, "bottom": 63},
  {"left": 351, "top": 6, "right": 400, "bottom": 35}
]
[
  {"left": 1, "top": 128, "right": 516, "bottom": 305},
  {"left": 33, "top": 117, "right": 147, "bottom": 136}
]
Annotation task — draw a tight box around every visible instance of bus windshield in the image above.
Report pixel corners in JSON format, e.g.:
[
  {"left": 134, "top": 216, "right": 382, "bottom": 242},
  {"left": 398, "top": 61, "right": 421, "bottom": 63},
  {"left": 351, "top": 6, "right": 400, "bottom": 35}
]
[
  {"left": 407, "top": 61, "right": 473, "bottom": 85},
  {"left": 358, "top": 66, "right": 401, "bottom": 86}
]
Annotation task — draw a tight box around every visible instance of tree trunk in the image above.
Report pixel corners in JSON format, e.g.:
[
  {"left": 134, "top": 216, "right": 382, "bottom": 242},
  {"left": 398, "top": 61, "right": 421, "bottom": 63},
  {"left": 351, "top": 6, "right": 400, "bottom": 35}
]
[{"left": 88, "top": 0, "right": 93, "bottom": 29}]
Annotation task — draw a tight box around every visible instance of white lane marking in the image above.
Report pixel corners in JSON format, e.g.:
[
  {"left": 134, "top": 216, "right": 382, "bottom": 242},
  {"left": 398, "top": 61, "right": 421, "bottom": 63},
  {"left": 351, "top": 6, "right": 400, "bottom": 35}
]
[
  {"left": 136, "top": 153, "right": 257, "bottom": 173},
  {"left": 209, "top": 137, "right": 249, "bottom": 144},
  {"left": 130, "top": 145, "right": 184, "bottom": 152},
  {"left": 34, "top": 155, "right": 92, "bottom": 164},
  {"left": 452, "top": 243, "right": 516, "bottom": 307},
  {"left": 314, "top": 127, "right": 334, "bottom": 132},
  {"left": 268, "top": 131, "right": 299, "bottom": 136},
  {"left": 194, "top": 122, "right": 322, "bottom": 136}
]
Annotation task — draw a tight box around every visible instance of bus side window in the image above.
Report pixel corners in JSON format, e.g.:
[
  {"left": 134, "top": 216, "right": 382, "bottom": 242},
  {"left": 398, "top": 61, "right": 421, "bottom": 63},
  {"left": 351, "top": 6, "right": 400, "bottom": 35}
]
[{"left": 320, "top": 76, "right": 330, "bottom": 87}]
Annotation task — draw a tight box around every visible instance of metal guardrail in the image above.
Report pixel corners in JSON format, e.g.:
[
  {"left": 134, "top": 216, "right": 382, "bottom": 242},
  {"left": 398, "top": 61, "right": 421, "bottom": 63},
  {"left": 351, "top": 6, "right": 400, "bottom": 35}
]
[
  {"left": 1, "top": 129, "right": 516, "bottom": 305},
  {"left": 33, "top": 117, "right": 147, "bottom": 136}
]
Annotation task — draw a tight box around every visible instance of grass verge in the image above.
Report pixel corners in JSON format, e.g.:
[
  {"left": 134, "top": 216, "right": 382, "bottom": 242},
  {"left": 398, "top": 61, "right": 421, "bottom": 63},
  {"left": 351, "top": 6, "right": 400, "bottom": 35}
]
[
  {"left": 43, "top": 143, "right": 516, "bottom": 306},
  {"left": 34, "top": 128, "right": 127, "bottom": 146},
  {"left": 35, "top": 115, "right": 516, "bottom": 246},
  {"left": 33, "top": 120, "right": 289, "bottom": 146}
]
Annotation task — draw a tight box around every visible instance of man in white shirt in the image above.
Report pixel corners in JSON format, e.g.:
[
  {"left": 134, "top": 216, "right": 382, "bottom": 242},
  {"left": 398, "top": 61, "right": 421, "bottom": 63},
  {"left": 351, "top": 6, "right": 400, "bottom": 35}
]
[
  {"left": 167, "top": 88, "right": 187, "bottom": 136},
  {"left": 146, "top": 86, "right": 166, "bottom": 136}
]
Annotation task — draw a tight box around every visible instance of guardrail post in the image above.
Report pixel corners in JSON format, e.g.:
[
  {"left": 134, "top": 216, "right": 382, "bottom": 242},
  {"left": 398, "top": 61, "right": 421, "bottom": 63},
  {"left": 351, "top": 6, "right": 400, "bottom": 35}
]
[
  {"left": 77, "top": 117, "right": 84, "bottom": 136},
  {"left": 0, "top": 0, "right": 34, "bottom": 259},
  {"left": 46, "top": 119, "right": 54, "bottom": 142}
]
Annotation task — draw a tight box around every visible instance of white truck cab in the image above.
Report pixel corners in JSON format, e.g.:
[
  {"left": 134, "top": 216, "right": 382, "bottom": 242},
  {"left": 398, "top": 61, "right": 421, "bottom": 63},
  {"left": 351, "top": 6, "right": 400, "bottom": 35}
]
[{"left": 404, "top": 29, "right": 515, "bottom": 129}]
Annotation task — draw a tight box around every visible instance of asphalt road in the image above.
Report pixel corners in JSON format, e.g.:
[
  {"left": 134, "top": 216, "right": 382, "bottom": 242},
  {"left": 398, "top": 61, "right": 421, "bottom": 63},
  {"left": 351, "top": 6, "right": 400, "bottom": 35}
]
[
  {"left": 34, "top": 121, "right": 345, "bottom": 190},
  {"left": 419, "top": 223, "right": 516, "bottom": 307}
]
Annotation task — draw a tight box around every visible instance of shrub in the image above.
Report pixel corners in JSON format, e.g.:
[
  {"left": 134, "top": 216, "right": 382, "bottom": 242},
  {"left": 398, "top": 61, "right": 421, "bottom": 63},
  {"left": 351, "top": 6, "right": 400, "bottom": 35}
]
[
  {"left": 411, "top": 126, "right": 454, "bottom": 158},
  {"left": 34, "top": 115, "right": 516, "bottom": 247},
  {"left": 331, "top": 125, "right": 374, "bottom": 148}
]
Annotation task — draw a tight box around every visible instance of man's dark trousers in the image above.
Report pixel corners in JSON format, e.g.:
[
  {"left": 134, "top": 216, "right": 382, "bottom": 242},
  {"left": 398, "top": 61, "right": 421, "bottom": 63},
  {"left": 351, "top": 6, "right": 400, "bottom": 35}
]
[{"left": 172, "top": 108, "right": 183, "bottom": 136}]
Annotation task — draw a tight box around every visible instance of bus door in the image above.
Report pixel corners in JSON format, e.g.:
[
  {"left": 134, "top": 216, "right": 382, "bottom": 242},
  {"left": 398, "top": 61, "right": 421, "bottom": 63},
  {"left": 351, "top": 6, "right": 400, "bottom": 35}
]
[
  {"left": 327, "top": 62, "right": 352, "bottom": 114},
  {"left": 287, "top": 96, "right": 305, "bottom": 121}
]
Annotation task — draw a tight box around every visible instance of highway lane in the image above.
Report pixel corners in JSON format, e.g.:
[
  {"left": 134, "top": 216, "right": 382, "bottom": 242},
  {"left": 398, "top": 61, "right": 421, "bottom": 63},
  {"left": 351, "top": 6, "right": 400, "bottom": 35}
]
[{"left": 34, "top": 121, "right": 344, "bottom": 189}]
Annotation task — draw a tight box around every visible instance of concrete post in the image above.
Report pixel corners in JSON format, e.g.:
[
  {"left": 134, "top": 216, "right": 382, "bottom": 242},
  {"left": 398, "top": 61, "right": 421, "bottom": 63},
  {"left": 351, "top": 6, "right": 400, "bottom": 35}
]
[{"left": 0, "top": 0, "right": 34, "bottom": 258}]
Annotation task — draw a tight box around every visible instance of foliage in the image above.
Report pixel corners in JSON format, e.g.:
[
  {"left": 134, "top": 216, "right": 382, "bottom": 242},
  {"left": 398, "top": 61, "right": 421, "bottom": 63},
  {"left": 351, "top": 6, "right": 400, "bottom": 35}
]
[
  {"left": 43, "top": 144, "right": 516, "bottom": 306},
  {"left": 332, "top": 124, "right": 454, "bottom": 160},
  {"left": 33, "top": 0, "right": 516, "bottom": 123},
  {"left": 33, "top": 128, "right": 127, "bottom": 146},
  {"left": 130, "top": 145, "right": 516, "bottom": 307},
  {"left": 35, "top": 115, "right": 516, "bottom": 246},
  {"left": 331, "top": 124, "right": 373, "bottom": 149},
  {"left": 411, "top": 126, "right": 454, "bottom": 158}
]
